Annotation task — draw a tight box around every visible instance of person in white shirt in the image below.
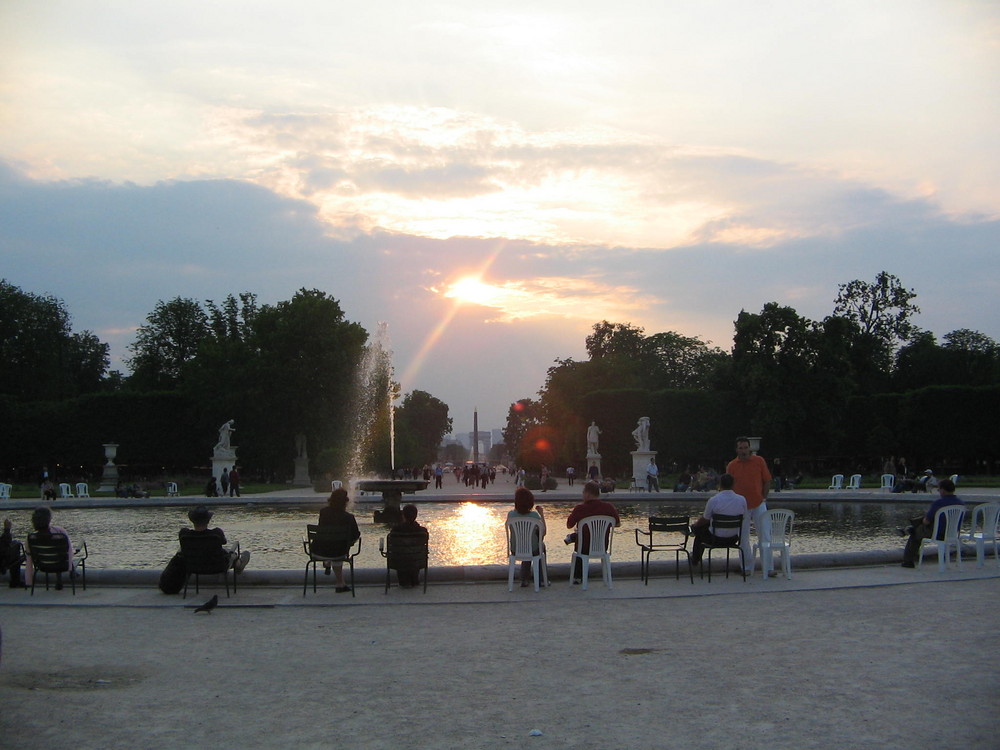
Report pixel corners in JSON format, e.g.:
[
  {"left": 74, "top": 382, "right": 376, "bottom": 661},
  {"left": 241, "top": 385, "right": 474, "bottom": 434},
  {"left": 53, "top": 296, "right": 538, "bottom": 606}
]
[{"left": 689, "top": 473, "right": 748, "bottom": 567}]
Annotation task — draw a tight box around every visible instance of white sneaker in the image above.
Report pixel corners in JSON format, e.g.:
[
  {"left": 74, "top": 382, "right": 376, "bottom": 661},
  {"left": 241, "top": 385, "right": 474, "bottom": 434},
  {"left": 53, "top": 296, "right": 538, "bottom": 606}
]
[{"left": 234, "top": 551, "right": 251, "bottom": 572}]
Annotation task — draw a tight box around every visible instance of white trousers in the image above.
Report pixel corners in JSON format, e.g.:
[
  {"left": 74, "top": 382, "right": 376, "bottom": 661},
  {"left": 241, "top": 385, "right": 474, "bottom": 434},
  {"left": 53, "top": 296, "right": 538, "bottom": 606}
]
[{"left": 741, "top": 502, "right": 772, "bottom": 575}]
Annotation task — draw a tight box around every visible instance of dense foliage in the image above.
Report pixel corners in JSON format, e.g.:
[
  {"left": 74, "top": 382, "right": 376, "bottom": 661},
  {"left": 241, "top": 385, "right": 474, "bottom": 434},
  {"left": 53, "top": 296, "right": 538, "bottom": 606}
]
[
  {"left": 0, "top": 282, "right": 452, "bottom": 483},
  {"left": 505, "top": 273, "right": 1000, "bottom": 478}
]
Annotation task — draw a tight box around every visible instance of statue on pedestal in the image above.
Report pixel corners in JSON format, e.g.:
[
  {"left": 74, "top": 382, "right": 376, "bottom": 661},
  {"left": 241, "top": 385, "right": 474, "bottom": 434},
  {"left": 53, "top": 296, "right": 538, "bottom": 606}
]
[
  {"left": 586, "top": 421, "right": 601, "bottom": 455},
  {"left": 214, "top": 420, "right": 236, "bottom": 455},
  {"left": 631, "top": 416, "right": 650, "bottom": 452}
]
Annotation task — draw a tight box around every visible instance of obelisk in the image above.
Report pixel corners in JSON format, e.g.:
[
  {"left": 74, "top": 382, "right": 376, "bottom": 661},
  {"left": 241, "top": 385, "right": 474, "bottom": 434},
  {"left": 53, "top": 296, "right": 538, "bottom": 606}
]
[{"left": 473, "top": 408, "right": 480, "bottom": 464}]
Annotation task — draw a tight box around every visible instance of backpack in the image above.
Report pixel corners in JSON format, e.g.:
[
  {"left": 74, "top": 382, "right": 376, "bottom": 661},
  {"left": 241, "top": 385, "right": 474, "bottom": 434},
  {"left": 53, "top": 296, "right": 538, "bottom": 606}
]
[{"left": 158, "top": 552, "right": 187, "bottom": 594}]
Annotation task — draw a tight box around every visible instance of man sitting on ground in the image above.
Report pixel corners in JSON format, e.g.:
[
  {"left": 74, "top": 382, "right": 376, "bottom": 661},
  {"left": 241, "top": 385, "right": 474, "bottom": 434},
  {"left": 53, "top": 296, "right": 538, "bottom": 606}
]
[
  {"left": 689, "top": 473, "right": 748, "bottom": 569},
  {"left": 180, "top": 506, "right": 250, "bottom": 573},
  {"left": 899, "top": 478, "right": 963, "bottom": 568}
]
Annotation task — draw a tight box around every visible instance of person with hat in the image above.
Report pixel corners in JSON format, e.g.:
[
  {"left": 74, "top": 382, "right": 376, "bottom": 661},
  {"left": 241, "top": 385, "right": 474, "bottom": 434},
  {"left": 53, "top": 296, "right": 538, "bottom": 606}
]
[
  {"left": 180, "top": 506, "right": 250, "bottom": 573},
  {"left": 915, "top": 469, "right": 939, "bottom": 493}
]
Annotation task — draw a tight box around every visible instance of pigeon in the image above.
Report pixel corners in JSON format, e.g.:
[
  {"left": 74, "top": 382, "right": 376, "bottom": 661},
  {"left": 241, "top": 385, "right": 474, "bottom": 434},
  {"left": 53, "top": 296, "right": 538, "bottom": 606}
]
[{"left": 193, "top": 594, "right": 219, "bottom": 614}]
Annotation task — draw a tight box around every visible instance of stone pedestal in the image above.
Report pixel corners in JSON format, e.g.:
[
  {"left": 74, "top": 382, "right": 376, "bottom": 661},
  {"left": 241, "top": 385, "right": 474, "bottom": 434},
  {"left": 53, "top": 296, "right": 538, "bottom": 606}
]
[
  {"left": 586, "top": 452, "right": 603, "bottom": 481},
  {"left": 96, "top": 443, "right": 120, "bottom": 494},
  {"left": 631, "top": 450, "right": 657, "bottom": 489},
  {"left": 292, "top": 458, "right": 311, "bottom": 485},
  {"left": 292, "top": 433, "right": 311, "bottom": 485},
  {"left": 212, "top": 447, "right": 237, "bottom": 487}
]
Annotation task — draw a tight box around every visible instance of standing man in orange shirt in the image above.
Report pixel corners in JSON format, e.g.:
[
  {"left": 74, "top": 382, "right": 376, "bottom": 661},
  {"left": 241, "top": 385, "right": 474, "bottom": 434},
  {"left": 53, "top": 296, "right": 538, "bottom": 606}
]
[{"left": 726, "top": 436, "right": 774, "bottom": 577}]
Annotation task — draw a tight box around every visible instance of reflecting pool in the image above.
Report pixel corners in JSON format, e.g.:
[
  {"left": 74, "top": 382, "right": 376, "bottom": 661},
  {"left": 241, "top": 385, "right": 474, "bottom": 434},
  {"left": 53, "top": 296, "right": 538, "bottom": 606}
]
[{"left": 4, "top": 499, "right": 934, "bottom": 570}]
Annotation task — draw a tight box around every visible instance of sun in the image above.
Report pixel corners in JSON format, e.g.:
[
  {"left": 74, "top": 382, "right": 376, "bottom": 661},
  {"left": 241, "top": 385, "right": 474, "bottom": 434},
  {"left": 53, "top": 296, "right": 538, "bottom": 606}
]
[{"left": 445, "top": 277, "right": 500, "bottom": 307}]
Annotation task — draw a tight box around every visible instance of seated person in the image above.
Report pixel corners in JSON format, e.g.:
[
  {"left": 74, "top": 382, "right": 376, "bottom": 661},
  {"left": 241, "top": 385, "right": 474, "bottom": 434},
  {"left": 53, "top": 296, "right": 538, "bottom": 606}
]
[
  {"left": 25, "top": 505, "right": 75, "bottom": 589},
  {"left": 915, "top": 469, "right": 938, "bottom": 493},
  {"left": 674, "top": 468, "right": 692, "bottom": 492},
  {"left": 892, "top": 473, "right": 916, "bottom": 493},
  {"left": 506, "top": 488, "right": 546, "bottom": 587},
  {"left": 180, "top": 505, "right": 251, "bottom": 572},
  {"left": 1, "top": 518, "right": 25, "bottom": 587},
  {"left": 315, "top": 488, "right": 361, "bottom": 593},
  {"left": 204, "top": 477, "right": 219, "bottom": 498},
  {"left": 40, "top": 480, "right": 56, "bottom": 501},
  {"left": 386, "top": 503, "right": 428, "bottom": 589},
  {"left": 565, "top": 481, "right": 620, "bottom": 583},
  {"left": 689, "top": 473, "right": 748, "bottom": 567},
  {"left": 899, "top": 478, "right": 964, "bottom": 568}
]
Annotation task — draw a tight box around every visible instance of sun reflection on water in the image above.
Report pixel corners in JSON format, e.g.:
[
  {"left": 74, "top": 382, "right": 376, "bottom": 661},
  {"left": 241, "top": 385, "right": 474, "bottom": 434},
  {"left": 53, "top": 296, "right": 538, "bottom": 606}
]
[{"left": 432, "top": 502, "right": 509, "bottom": 566}]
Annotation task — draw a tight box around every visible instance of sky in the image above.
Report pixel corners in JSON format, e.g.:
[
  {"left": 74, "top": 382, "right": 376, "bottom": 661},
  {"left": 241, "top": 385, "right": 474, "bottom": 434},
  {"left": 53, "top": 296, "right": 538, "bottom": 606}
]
[{"left": 2, "top": 1, "right": 999, "bottom": 437}]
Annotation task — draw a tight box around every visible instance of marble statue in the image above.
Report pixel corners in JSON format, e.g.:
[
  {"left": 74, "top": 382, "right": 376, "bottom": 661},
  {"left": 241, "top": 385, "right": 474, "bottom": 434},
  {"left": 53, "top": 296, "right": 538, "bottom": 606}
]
[
  {"left": 631, "top": 416, "right": 650, "bottom": 452},
  {"left": 586, "top": 421, "right": 601, "bottom": 454},
  {"left": 215, "top": 419, "right": 235, "bottom": 451}
]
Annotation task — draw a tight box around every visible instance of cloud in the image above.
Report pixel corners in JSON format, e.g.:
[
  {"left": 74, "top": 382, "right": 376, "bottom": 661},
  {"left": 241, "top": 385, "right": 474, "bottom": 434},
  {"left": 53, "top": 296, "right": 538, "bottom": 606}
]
[{"left": 2, "top": 159, "right": 999, "bottom": 433}]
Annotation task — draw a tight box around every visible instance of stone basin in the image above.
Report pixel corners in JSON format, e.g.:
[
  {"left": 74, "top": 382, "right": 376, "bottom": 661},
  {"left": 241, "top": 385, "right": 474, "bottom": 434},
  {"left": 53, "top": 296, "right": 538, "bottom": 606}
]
[
  {"left": 356, "top": 479, "right": 429, "bottom": 524},
  {"left": 356, "top": 480, "right": 429, "bottom": 497}
]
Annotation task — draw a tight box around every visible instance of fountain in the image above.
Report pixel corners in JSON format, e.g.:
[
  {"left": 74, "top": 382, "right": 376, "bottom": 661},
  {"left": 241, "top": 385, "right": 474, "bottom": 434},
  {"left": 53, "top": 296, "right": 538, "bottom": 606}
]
[{"left": 347, "top": 322, "right": 427, "bottom": 522}]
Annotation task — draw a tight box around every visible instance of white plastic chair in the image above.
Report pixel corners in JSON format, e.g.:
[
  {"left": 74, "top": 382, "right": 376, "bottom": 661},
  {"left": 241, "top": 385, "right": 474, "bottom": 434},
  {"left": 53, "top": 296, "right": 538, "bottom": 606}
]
[
  {"left": 0, "top": 483, "right": 11, "bottom": 500},
  {"left": 166, "top": 482, "right": 179, "bottom": 497},
  {"left": 880, "top": 474, "right": 895, "bottom": 491},
  {"left": 569, "top": 515, "right": 616, "bottom": 590},
  {"left": 918, "top": 506, "right": 966, "bottom": 572},
  {"left": 845, "top": 474, "right": 862, "bottom": 490},
  {"left": 828, "top": 474, "right": 844, "bottom": 490},
  {"left": 505, "top": 517, "right": 548, "bottom": 592},
  {"left": 58, "top": 483, "right": 74, "bottom": 499},
  {"left": 949, "top": 474, "right": 959, "bottom": 486},
  {"left": 960, "top": 502, "right": 1000, "bottom": 569},
  {"left": 75, "top": 482, "right": 90, "bottom": 498},
  {"left": 753, "top": 509, "right": 794, "bottom": 579}
]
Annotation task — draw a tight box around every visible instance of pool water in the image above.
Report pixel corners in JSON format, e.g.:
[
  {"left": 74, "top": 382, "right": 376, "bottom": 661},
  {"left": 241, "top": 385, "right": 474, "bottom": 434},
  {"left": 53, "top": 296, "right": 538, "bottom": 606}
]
[{"left": 7, "top": 499, "right": 928, "bottom": 570}]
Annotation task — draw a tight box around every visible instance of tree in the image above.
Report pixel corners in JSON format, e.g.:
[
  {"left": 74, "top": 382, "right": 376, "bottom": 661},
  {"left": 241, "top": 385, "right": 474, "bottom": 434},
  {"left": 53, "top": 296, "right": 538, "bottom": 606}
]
[
  {"left": 942, "top": 329, "right": 999, "bottom": 355},
  {"left": 644, "top": 331, "right": 730, "bottom": 390},
  {"left": 585, "top": 321, "right": 648, "bottom": 361},
  {"left": 731, "top": 303, "right": 817, "bottom": 453},
  {"left": 941, "top": 329, "right": 1000, "bottom": 386},
  {"left": 246, "top": 289, "right": 367, "bottom": 477},
  {"left": 205, "top": 293, "right": 259, "bottom": 341},
  {"left": 126, "top": 297, "right": 208, "bottom": 390},
  {"left": 394, "top": 389, "right": 452, "bottom": 467},
  {"left": 833, "top": 272, "right": 920, "bottom": 372},
  {"left": 502, "top": 399, "right": 542, "bottom": 465},
  {"left": 0, "top": 279, "right": 109, "bottom": 400}
]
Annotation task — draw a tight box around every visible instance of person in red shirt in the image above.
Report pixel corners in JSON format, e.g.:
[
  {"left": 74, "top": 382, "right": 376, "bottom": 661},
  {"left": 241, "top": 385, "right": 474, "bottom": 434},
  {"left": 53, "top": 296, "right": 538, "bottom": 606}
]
[
  {"left": 726, "top": 436, "right": 773, "bottom": 576},
  {"left": 566, "top": 481, "right": 620, "bottom": 583}
]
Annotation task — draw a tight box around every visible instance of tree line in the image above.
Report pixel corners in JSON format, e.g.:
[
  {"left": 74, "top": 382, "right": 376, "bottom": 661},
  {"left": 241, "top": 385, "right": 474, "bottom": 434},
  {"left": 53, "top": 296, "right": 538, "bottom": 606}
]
[
  {"left": 503, "top": 272, "right": 1000, "bottom": 479},
  {"left": 0, "top": 281, "right": 451, "bottom": 484}
]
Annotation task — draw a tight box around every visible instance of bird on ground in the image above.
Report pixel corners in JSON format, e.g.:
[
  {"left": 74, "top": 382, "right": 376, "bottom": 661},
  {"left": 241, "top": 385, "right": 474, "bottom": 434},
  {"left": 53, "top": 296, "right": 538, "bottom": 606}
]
[{"left": 193, "top": 594, "right": 219, "bottom": 614}]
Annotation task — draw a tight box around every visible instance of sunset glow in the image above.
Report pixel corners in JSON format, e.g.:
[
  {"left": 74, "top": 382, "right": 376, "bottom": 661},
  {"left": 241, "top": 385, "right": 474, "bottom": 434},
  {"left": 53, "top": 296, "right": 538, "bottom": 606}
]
[{"left": 1, "top": 1, "right": 997, "bottom": 432}]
